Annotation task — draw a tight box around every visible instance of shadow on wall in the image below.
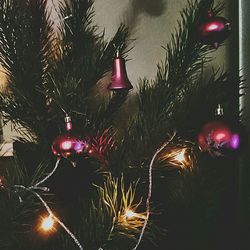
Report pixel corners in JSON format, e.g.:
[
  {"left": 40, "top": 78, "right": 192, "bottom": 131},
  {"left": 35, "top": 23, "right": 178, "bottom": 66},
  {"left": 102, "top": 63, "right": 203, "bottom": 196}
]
[
  {"left": 132, "top": 0, "right": 167, "bottom": 17},
  {"left": 123, "top": 0, "right": 167, "bottom": 31}
]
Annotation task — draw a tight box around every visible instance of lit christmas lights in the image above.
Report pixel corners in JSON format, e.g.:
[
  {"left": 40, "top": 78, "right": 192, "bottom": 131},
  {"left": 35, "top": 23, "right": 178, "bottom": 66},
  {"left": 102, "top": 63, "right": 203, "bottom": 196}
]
[{"left": 40, "top": 215, "right": 55, "bottom": 232}]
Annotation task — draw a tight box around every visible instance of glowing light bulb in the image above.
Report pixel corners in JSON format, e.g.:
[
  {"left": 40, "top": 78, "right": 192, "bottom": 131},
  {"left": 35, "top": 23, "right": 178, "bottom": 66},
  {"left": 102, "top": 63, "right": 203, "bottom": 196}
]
[
  {"left": 174, "top": 149, "right": 186, "bottom": 163},
  {"left": 41, "top": 216, "right": 55, "bottom": 232},
  {"left": 125, "top": 209, "right": 137, "bottom": 219}
]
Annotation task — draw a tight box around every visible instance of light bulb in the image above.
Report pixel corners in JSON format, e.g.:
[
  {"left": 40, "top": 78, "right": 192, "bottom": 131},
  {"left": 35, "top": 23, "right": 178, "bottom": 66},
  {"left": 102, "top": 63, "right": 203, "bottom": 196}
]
[
  {"left": 125, "top": 209, "right": 137, "bottom": 219},
  {"left": 174, "top": 149, "right": 186, "bottom": 163},
  {"left": 40, "top": 215, "right": 55, "bottom": 232}
]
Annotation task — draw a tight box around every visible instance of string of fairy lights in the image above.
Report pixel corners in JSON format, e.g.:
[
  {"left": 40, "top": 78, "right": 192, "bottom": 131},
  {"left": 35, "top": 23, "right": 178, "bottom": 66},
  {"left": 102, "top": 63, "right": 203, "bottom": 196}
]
[
  {"left": 11, "top": 158, "right": 105, "bottom": 250},
  {"left": 0, "top": 131, "right": 193, "bottom": 250},
  {"left": 132, "top": 133, "right": 177, "bottom": 250},
  {"left": 13, "top": 159, "right": 85, "bottom": 250},
  {"left": 0, "top": 10, "right": 197, "bottom": 250}
]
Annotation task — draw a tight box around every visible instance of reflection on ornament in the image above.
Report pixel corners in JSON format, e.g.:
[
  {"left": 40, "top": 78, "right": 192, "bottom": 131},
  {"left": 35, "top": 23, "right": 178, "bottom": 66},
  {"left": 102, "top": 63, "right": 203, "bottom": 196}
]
[
  {"left": 61, "top": 140, "right": 72, "bottom": 150},
  {"left": 40, "top": 215, "right": 55, "bottom": 233},
  {"left": 206, "top": 23, "right": 219, "bottom": 31},
  {"left": 231, "top": 134, "right": 240, "bottom": 149},
  {"left": 214, "top": 131, "right": 229, "bottom": 141},
  {"left": 88, "top": 149, "right": 93, "bottom": 155}
]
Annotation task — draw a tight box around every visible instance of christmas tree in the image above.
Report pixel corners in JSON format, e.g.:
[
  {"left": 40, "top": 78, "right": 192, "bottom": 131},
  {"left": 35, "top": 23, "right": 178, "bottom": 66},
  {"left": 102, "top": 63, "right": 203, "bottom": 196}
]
[{"left": 0, "top": 0, "right": 242, "bottom": 249}]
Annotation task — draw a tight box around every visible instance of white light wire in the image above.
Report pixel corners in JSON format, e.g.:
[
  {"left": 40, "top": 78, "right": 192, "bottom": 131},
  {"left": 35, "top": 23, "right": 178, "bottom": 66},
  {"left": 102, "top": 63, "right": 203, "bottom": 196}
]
[
  {"left": 29, "top": 158, "right": 60, "bottom": 189},
  {"left": 15, "top": 184, "right": 84, "bottom": 250},
  {"left": 132, "top": 133, "right": 176, "bottom": 250},
  {"left": 12, "top": 132, "right": 177, "bottom": 250},
  {"left": 14, "top": 158, "right": 84, "bottom": 250}
]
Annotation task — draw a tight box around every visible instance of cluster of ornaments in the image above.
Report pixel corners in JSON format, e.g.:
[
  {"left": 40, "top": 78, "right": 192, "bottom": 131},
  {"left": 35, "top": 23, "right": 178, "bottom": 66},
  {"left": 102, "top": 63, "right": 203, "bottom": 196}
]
[
  {"left": 196, "top": 11, "right": 240, "bottom": 157},
  {"left": 198, "top": 105, "right": 244, "bottom": 157},
  {"left": 197, "top": 10, "right": 231, "bottom": 48},
  {"left": 51, "top": 45, "right": 132, "bottom": 163},
  {"left": 51, "top": 13, "right": 235, "bottom": 160}
]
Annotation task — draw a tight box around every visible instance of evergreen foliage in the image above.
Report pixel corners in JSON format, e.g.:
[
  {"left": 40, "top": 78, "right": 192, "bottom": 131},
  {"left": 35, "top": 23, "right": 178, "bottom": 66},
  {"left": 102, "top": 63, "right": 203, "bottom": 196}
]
[{"left": 0, "top": 0, "right": 240, "bottom": 249}]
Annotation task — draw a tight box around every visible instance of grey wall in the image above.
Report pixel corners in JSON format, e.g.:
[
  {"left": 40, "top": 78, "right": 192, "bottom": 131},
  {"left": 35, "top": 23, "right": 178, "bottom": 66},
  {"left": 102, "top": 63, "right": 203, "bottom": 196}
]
[{"left": 2, "top": 0, "right": 230, "bottom": 141}]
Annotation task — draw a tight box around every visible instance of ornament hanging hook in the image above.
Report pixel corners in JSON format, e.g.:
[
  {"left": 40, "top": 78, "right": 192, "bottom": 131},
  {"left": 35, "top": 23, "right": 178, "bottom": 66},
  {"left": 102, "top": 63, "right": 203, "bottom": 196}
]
[
  {"left": 215, "top": 104, "right": 224, "bottom": 116},
  {"left": 113, "top": 42, "right": 125, "bottom": 57}
]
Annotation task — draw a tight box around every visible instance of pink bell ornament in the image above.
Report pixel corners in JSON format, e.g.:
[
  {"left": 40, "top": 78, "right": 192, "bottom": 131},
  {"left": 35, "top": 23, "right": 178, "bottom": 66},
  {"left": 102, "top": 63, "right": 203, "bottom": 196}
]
[{"left": 107, "top": 49, "right": 133, "bottom": 91}]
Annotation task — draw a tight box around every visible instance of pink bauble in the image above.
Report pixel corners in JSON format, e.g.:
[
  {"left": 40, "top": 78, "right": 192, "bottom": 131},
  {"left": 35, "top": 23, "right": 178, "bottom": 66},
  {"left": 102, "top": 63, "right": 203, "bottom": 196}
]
[
  {"left": 52, "top": 132, "right": 88, "bottom": 159},
  {"left": 198, "top": 14, "right": 231, "bottom": 48},
  {"left": 198, "top": 120, "right": 242, "bottom": 157}
]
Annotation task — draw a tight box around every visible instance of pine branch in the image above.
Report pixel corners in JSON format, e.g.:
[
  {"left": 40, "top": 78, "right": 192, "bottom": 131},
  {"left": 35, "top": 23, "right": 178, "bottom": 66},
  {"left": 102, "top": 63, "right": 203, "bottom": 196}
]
[
  {"left": 0, "top": 0, "right": 54, "bottom": 142},
  {"left": 43, "top": 1, "right": 131, "bottom": 135},
  {"left": 47, "top": 0, "right": 130, "bottom": 114},
  {"left": 0, "top": 0, "right": 131, "bottom": 145}
]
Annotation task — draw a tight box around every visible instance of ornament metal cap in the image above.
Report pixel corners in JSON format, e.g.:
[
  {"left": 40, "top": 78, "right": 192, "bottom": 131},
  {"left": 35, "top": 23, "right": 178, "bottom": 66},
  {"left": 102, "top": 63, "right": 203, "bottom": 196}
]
[
  {"left": 107, "top": 48, "right": 133, "bottom": 91},
  {"left": 207, "top": 10, "right": 214, "bottom": 18},
  {"left": 65, "top": 114, "right": 72, "bottom": 131},
  {"left": 215, "top": 104, "right": 224, "bottom": 116},
  {"left": 65, "top": 115, "right": 71, "bottom": 123},
  {"left": 213, "top": 42, "right": 219, "bottom": 49}
]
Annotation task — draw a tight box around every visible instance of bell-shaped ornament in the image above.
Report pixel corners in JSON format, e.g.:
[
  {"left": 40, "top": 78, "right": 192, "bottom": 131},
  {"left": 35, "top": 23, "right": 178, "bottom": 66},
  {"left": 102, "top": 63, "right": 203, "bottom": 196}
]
[{"left": 108, "top": 50, "right": 133, "bottom": 91}]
